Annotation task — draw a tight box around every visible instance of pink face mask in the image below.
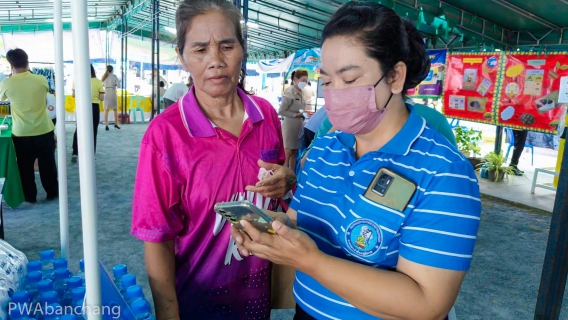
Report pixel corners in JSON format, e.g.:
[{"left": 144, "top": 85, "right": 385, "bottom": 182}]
[{"left": 324, "top": 75, "right": 393, "bottom": 134}]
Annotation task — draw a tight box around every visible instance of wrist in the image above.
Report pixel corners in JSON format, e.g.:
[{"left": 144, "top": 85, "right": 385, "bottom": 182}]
[{"left": 300, "top": 249, "right": 327, "bottom": 277}]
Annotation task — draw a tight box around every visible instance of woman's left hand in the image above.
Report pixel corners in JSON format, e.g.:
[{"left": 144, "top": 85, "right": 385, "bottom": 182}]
[
  {"left": 245, "top": 160, "right": 296, "bottom": 198},
  {"left": 230, "top": 220, "right": 321, "bottom": 272}
]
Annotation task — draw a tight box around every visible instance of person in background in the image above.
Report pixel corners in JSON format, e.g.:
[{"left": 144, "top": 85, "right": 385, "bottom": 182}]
[
  {"left": 232, "top": 2, "right": 481, "bottom": 319},
  {"left": 302, "top": 106, "right": 327, "bottom": 152},
  {"left": 163, "top": 79, "right": 190, "bottom": 109},
  {"left": 101, "top": 65, "right": 121, "bottom": 131},
  {"left": 508, "top": 129, "right": 527, "bottom": 176},
  {"left": 131, "top": 0, "right": 297, "bottom": 318},
  {"left": 71, "top": 64, "right": 104, "bottom": 163},
  {"left": 46, "top": 90, "right": 57, "bottom": 126},
  {"left": 302, "top": 81, "right": 316, "bottom": 111},
  {"left": 281, "top": 79, "right": 290, "bottom": 95},
  {"left": 0, "top": 48, "right": 58, "bottom": 203},
  {"left": 279, "top": 69, "right": 308, "bottom": 169}
]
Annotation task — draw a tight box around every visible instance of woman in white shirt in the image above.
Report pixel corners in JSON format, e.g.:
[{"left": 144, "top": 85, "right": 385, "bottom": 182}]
[{"left": 101, "top": 65, "right": 121, "bottom": 131}]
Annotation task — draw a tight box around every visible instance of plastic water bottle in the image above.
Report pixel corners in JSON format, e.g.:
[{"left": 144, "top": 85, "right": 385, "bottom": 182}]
[
  {"left": 27, "top": 261, "right": 42, "bottom": 274},
  {"left": 74, "top": 299, "right": 84, "bottom": 319},
  {"left": 71, "top": 287, "right": 85, "bottom": 308},
  {"left": 52, "top": 259, "right": 69, "bottom": 275},
  {"left": 60, "top": 315, "right": 76, "bottom": 320},
  {"left": 41, "top": 291, "right": 59, "bottom": 305},
  {"left": 112, "top": 264, "right": 127, "bottom": 292},
  {"left": 39, "top": 250, "right": 55, "bottom": 279},
  {"left": 125, "top": 285, "right": 144, "bottom": 305},
  {"left": 32, "top": 279, "right": 54, "bottom": 317},
  {"left": 61, "top": 277, "right": 81, "bottom": 307},
  {"left": 76, "top": 261, "right": 85, "bottom": 286},
  {"left": 44, "top": 303, "right": 61, "bottom": 320},
  {"left": 10, "top": 291, "right": 31, "bottom": 319},
  {"left": 53, "top": 269, "right": 71, "bottom": 300},
  {"left": 25, "top": 271, "right": 42, "bottom": 301},
  {"left": 131, "top": 300, "right": 155, "bottom": 320},
  {"left": 120, "top": 274, "right": 136, "bottom": 296}
]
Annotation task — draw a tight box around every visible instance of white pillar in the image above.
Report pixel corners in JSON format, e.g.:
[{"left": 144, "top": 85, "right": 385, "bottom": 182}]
[
  {"left": 70, "top": 0, "right": 102, "bottom": 318},
  {"left": 53, "top": 0, "right": 69, "bottom": 262}
]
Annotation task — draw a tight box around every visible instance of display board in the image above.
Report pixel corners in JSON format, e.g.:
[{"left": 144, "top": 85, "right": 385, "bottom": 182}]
[
  {"left": 496, "top": 52, "right": 568, "bottom": 133},
  {"left": 408, "top": 49, "right": 447, "bottom": 98},
  {"left": 443, "top": 52, "right": 504, "bottom": 124}
]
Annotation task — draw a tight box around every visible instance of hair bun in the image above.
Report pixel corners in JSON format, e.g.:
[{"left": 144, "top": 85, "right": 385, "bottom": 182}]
[{"left": 402, "top": 19, "right": 431, "bottom": 90}]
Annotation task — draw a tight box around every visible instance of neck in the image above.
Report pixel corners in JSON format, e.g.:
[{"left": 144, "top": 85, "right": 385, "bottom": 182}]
[
  {"left": 13, "top": 67, "right": 28, "bottom": 74},
  {"left": 194, "top": 86, "right": 244, "bottom": 121},
  {"left": 355, "top": 95, "right": 409, "bottom": 157}
]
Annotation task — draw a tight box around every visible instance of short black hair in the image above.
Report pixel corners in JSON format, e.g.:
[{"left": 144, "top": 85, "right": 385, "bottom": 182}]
[
  {"left": 159, "top": 81, "right": 165, "bottom": 88},
  {"left": 322, "top": 2, "right": 430, "bottom": 94},
  {"left": 6, "top": 49, "right": 29, "bottom": 69}
]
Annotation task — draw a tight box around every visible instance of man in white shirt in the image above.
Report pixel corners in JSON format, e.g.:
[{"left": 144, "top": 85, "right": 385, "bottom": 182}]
[{"left": 163, "top": 81, "right": 190, "bottom": 108}]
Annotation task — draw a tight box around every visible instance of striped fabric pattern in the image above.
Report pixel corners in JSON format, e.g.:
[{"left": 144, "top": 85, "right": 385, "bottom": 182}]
[{"left": 290, "top": 106, "right": 481, "bottom": 319}]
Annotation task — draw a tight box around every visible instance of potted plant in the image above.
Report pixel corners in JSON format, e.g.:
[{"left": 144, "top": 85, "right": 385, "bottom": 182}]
[
  {"left": 477, "top": 151, "right": 516, "bottom": 182},
  {"left": 454, "top": 126, "right": 483, "bottom": 168}
]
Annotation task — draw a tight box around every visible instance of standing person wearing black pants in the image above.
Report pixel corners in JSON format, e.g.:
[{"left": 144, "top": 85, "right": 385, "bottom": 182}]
[
  {"left": 509, "top": 129, "right": 528, "bottom": 176},
  {"left": 71, "top": 65, "right": 104, "bottom": 162},
  {"left": 0, "top": 49, "right": 58, "bottom": 203}
]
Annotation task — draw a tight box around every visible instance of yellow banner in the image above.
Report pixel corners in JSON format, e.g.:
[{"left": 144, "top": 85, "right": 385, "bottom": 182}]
[{"left": 463, "top": 58, "right": 483, "bottom": 64}]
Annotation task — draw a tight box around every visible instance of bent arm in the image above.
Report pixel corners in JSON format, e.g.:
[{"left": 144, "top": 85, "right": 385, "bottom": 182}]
[
  {"left": 145, "top": 241, "right": 180, "bottom": 320},
  {"left": 305, "top": 254, "right": 463, "bottom": 320}
]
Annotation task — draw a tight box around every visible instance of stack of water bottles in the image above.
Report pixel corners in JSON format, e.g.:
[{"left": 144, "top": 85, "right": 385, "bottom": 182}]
[{"left": 7, "top": 249, "right": 155, "bottom": 320}]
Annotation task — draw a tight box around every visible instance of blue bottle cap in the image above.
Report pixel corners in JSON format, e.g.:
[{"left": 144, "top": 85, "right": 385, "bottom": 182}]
[
  {"left": 27, "top": 260, "right": 42, "bottom": 273},
  {"left": 53, "top": 258, "right": 68, "bottom": 270},
  {"left": 126, "top": 285, "right": 144, "bottom": 300},
  {"left": 72, "top": 287, "right": 86, "bottom": 302},
  {"left": 37, "top": 279, "right": 54, "bottom": 292},
  {"left": 41, "top": 291, "right": 59, "bottom": 304},
  {"left": 26, "top": 271, "right": 42, "bottom": 283},
  {"left": 54, "top": 268, "right": 71, "bottom": 280},
  {"left": 40, "top": 250, "right": 55, "bottom": 261},
  {"left": 10, "top": 304, "right": 29, "bottom": 318},
  {"left": 60, "top": 315, "right": 77, "bottom": 320},
  {"left": 44, "top": 303, "right": 61, "bottom": 319},
  {"left": 120, "top": 274, "right": 136, "bottom": 288},
  {"left": 131, "top": 299, "right": 150, "bottom": 315},
  {"left": 11, "top": 291, "right": 30, "bottom": 303},
  {"left": 79, "top": 259, "right": 85, "bottom": 272},
  {"left": 67, "top": 277, "right": 82, "bottom": 290},
  {"left": 112, "top": 264, "right": 127, "bottom": 279}
]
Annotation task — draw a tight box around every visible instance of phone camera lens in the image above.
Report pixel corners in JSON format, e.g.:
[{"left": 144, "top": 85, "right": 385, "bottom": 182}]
[{"left": 218, "top": 209, "right": 226, "bottom": 214}]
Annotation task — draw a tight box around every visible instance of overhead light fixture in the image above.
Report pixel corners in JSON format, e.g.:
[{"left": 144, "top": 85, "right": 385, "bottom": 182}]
[
  {"left": 165, "top": 26, "right": 176, "bottom": 34},
  {"left": 88, "top": 17, "right": 96, "bottom": 21},
  {"left": 495, "top": 49, "right": 501, "bottom": 51},
  {"left": 491, "top": 0, "right": 560, "bottom": 30}
]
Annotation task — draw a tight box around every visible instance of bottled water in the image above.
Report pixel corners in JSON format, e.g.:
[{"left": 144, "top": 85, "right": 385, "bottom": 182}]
[
  {"left": 39, "top": 250, "right": 55, "bottom": 280},
  {"left": 125, "top": 285, "right": 144, "bottom": 305},
  {"left": 131, "top": 300, "right": 155, "bottom": 320},
  {"left": 27, "top": 261, "right": 42, "bottom": 274},
  {"left": 32, "top": 279, "right": 54, "bottom": 316},
  {"left": 71, "top": 287, "right": 85, "bottom": 308},
  {"left": 74, "top": 299, "right": 84, "bottom": 319},
  {"left": 52, "top": 260, "right": 68, "bottom": 275},
  {"left": 61, "top": 277, "right": 81, "bottom": 307},
  {"left": 41, "top": 291, "right": 59, "bottom": 305},
  {"left": 52, "top": 269, "right": 71, "bottom": 300},
  {"left": 112, "top": 265, "right": 127, "bottom": 292},
  {"left": 43, "top": 303, "right": 61, "bottom": 320},
  {"left": 120, "top": 274, "right": 136, "bottom": 295},
  {"left": 60, "top": 315, "right": 76, "bottom": 320},
  {"left": 76, "top": 261, "right": 84, "bottom": 286},
  {"left": 10, "top": 291, "right": 31, "bottom": 319},
  {"left": 24, "top": 271, "right": 42, "bottom": 301}
]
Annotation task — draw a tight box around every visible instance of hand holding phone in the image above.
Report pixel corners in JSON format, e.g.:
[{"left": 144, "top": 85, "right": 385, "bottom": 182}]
[{"left": 214, "top": 201, "right": 276, "bottom": 234}]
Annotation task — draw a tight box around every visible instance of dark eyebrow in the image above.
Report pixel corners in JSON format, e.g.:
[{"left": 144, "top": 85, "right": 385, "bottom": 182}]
[
  {"left": 190, "top": 38, "right": 237, "bottom": 47},
  {"left": 320, "top": 65, "right": 360, "bottom": 76}
]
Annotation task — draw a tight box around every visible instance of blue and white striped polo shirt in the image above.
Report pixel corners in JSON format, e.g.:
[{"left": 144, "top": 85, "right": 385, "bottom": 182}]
[{"left": 290, "top": 105, "right": 481, "bottom": 319}]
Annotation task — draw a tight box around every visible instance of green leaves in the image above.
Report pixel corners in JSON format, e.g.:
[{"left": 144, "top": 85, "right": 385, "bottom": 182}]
[
  {"left": 560, "top": 65, "right": 568, "bottom": 70},
  {"left": 454, "top": 126, "right": 482, "bottom": 156}
]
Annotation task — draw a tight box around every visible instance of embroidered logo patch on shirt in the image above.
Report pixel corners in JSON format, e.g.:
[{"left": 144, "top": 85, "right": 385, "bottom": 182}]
[{"left": 345, "top": 219, "right": 383, "bottom": 257}]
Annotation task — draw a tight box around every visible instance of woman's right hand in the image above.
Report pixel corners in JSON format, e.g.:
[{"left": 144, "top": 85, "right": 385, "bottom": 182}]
[{"left": 295, "top": 113, "right": 304, "bottom": 118}]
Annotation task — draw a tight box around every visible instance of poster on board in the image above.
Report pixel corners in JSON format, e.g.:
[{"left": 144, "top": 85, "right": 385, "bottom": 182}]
[
  {"left": 443, "top": 52, "right": 504, "bottom": 124},
  {"left": 496, "top": 52, "right": 568, "bottom": 133},
  {"left": 408, "top": 49, "right": 447, "bottom": 98}
]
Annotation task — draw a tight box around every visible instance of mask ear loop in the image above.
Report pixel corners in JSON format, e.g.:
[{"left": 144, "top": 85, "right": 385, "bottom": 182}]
[{"left": 374, "top": 71, "right": 394, "bottom": 111}]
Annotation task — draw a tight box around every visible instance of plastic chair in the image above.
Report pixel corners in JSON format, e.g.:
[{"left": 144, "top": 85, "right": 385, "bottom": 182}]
[
  {"left": 449, "top": 118, "right": 460, "bottom": 129},
  {"left": 504, "top": 128, "right": 534, "bottom": 165},
  {"left": 129, "top": 95, "right": 146, "bottom": 124}
]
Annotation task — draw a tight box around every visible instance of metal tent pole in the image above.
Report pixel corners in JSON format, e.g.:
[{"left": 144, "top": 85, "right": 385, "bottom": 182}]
[
  {"left": 151, "top": 0, "right": 156, "bottom": 120},
  {"left": 125, "top": 20, "right": 128, "bottom": 119},
  {"left": 121, "top": 19, "right": 125, "bottom": 122},
  {"left": 242, "top": 0, "right": 249, "bottom": 84},
  {"left": 534, "top": 134, "right": 568, "bottom": 318},
  {"left": 70, "top": 1, "right": 102, "bottom": 318},
  {"left": 156, "top": 0, "right": 161, "bottom": 115},
  {"left": 53, "top": 0, "right": 69, "bottom": 261}
]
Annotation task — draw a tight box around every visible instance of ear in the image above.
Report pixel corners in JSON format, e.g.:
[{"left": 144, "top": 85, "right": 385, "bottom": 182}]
[
  {"left": 389, "top": 62, "right": 407, "bottom": 95},
  {"left": 175, "top": 46, "right": 190, "bottom": 72}
]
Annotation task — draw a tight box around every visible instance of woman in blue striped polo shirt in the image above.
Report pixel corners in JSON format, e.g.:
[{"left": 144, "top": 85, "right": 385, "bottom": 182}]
[{"left": 231, "top": 2, "right": 481, "bottom": 319}]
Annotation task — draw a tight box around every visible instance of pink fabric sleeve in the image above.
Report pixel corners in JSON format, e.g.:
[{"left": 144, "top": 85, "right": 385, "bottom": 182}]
[
  {"left": 131, "top": 141, "right": 184, "bottom": 242},
  {"left": 271, "top": 107, "right": 286, "bottom": 166}
]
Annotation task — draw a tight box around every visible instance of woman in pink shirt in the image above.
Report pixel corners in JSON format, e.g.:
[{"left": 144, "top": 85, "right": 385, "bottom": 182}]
[{"left": 131, "top": 0, "right": 296, "bottom": 319}]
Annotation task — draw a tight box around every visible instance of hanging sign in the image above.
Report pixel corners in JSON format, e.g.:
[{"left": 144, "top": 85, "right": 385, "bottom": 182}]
[
  {"left": 496, "top": 52, "right": 568, "bottom": 133},
  {"left": 443, "top": 52, "right": 504, "bottom": 124},
  {"left": 408, "top": 49, "right": 447, "bottom": 98},
  {"left": 287, "top": 48, "right": 321, "bottom": 79}
]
